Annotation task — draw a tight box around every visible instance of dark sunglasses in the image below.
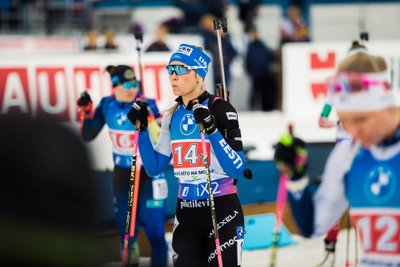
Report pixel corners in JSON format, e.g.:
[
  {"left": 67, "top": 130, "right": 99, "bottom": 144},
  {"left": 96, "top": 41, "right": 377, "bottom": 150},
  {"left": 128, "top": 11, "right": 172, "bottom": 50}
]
[
  {"left": 122, "top": 80, "right": 139, "bottom": 90},
  {"left": 166, "top": 65, "right": 205, "bottom": 76}
]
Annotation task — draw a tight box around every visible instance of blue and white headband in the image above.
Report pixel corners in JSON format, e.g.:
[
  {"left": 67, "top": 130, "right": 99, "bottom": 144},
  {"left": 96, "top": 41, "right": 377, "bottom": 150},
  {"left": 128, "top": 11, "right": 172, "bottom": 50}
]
[{"left": 169, "top": 44, "right": 212, "bottom": 80}]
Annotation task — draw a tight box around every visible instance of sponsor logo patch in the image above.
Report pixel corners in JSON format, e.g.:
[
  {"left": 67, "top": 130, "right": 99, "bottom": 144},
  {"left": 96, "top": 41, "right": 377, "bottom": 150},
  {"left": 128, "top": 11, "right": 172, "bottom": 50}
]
[
  {"left": 364, "top": 165, "right": 396, "bottom": 204},
  {"left": 226, "top": 112, "right": 238, "bottom": 121},
  {"left": 177, "top": 45, "right": 193, "bottom": 56},
  {"left": 180, "top": 114, "right": 197, "bottom": 135}
]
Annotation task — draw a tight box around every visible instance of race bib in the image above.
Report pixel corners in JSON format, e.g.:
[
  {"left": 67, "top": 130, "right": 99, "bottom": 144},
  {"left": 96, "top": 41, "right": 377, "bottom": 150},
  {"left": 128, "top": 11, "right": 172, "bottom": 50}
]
[{"left": 153, "top": 178, "right": 168, "bottom": 200}]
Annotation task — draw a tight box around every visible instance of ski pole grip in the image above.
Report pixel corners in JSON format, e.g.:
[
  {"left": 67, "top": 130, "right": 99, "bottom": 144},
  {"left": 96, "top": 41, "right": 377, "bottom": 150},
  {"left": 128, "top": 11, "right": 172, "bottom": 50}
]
[
  {"left": 213, "top": 17, "right": 228, "bottom": 32},
  {"left": 191, "top": 99, "right": 204, "bottom": 131},
  {"left": 191, "top": 99, "right": 200, "bottom": 109},
  {"left": 134, "top": 97, "right": 142, "bottom": 130}
]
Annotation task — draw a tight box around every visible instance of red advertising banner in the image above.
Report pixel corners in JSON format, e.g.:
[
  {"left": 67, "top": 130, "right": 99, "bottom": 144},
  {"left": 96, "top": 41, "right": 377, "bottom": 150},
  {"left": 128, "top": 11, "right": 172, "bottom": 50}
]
[{"left": 0, "top": 53, "right": 179, "bottom": 123}]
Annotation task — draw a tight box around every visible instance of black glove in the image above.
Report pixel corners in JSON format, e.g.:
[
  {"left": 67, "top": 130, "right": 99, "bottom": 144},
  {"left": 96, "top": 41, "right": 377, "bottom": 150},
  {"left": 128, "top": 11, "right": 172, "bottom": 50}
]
[
  {"left": 127, "top": 100, "right": 148, "bottom": 131},
  {"left": 77, "top": 91, "right": 92, "bottom": 107},
  {"left": 324, "top": 238, "right": 337, "bottom": 253},
  {"left": 76, "top": 91, "right": 92, "bottom": 117},
  {"left": 274, "top": 134, "right": 308, "bottom": 178},
  {"left": 192, "top": 102, "right": 217, "bottom": 135}
]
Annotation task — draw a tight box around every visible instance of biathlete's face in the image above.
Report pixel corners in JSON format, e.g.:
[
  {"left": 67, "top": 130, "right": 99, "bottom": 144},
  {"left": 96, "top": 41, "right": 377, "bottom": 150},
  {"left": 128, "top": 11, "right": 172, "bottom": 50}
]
[
  {"left": 113, "top": 80, "right": 139, "bottom": 103},
  {"left": 167, "top": 60, "right": 200, "bottom": 99},
  {"left": 339, "top": 108, "right": 396, "bottom": 147}
]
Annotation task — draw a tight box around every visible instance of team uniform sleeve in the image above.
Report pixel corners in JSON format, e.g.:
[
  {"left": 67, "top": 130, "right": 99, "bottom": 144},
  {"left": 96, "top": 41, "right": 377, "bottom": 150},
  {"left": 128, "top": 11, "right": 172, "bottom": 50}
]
[
  {"left": 287, "top": 139, "right": 353, "bottom": 237},
  {"left": 208, "top": 99, "right": 245, "bottom": 178},
  {"left": 312, "top": 140, "right": 352, "bottom": 237},
  {"left": 138, "top": 113, "right": 172, "bottom": 177},
  {"left": 80, "top": 98, "right": 107, "bottom": 141}
]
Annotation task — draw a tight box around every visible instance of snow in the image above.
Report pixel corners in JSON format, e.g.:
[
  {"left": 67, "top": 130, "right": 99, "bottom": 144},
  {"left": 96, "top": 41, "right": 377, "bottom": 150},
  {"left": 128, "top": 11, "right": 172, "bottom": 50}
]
[{"left": 103, "top": 228, "right": 359, "bottom": 267}]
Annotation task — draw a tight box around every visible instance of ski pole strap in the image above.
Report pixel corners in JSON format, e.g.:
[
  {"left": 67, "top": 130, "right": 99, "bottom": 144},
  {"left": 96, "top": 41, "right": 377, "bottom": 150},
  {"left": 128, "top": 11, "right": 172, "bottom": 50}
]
[{"left": 276, "top": 173, "right": 289, "bottom": 228}]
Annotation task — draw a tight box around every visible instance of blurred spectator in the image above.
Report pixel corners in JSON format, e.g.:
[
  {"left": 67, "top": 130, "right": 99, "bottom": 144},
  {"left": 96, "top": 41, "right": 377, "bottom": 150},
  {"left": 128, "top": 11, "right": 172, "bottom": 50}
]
[
  {"left": 146, "top": 24, "right": 170, "bottom": 52},
  {"left": 280, "top": 5, "right": 310, "bottom": 45},
  {"left": 7, "top": 0, "right": 21, "bottom": 30},
  {"left": 103, "top": 27, "right": 118, "bottom": 50},
  {"left": 0, "top": 115, "right": 102, "bottom": 267},
  {"left": 245, "top": 27, "right": 276, "bottom": 111},
  {"left": 83, "top": 29, "right": 98, "bottom": 51},
  {"left": 0, "top": 0, "right": 24, "bottom": 30},
  {"left": 275, "top": 5, "right": 310, "bottom": 110},
  {"left": 160, "top": 17, "right": 182, "bottom": 34},
  {"left": 199, "top": 13, "right": 237, "bottom": 90},
  {"left": 238, "top": 0, "right": 260, "bottom": 33},
  {"left": 174, "top": 0, "right": 227, "bottom": 33},
  {"left": 130, "top": 22, "right": 144, "bottom": 40}
]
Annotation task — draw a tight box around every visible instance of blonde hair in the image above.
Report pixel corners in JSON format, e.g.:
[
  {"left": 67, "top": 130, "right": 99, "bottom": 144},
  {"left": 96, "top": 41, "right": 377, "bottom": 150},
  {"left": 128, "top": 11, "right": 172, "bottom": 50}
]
[
  {"left": 337, "top": 52, "right": 387, "bottom": 73},
  {"left": 373, "top": 56, "right": 388, "bottom": 72}
]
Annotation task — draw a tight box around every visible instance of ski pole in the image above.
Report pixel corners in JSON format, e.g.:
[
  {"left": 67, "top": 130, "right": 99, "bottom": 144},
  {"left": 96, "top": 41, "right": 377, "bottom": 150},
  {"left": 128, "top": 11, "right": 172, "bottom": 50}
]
[
  {"left": 129, "top": 157, "right": 142, "bottom": 238},
  {"left": 213, "top": 18, "right": 253, "bottom": 181},
  {"left": 213, "top": 17, "right": 228, "bottom": 101},
  {"left": 343, "top": 140, "right": 361, "bottom": 266},
  {"left": 192, "top": 99, "right": 224, "bottom": 267},
  {"left": 269, "top": 172, "right": 289, "bottom": 267},
  {"left": 315, "top": 220, "right": 340, "bottom": 267},
  {"left": 270, "top": 123, "right": 293, "bottom": 267},
  {"left": 121, "top": 106, "right": 142, "bottom": 267},
  {"left": 345, "top": 206, "right": 351, "bottom": 267},
  {"left": 133, "top": 29, "right": 145, "bottom": 92},
  {"left": 354, "top": 223, "right": 358, "bottom": 267}
]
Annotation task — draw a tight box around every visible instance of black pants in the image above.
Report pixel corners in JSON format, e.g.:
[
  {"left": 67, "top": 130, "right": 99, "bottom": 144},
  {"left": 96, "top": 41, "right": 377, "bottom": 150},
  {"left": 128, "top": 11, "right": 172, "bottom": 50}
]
[{"left": 172, "top": 194, "right": 245, "bottom": 267}]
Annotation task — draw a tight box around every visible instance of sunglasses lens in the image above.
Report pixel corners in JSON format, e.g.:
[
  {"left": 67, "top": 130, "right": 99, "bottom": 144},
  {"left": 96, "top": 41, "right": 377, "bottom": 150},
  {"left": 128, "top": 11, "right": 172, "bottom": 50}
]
[
  {"left": 176, "top": 66, "right": 190, "bottom": 75},
  {"left": 328, "top": 74, "right": 365, "bottom": 93},
  {"left": 166, "top": 65, "right": 173, "bottom": 75},
  {"left": 122, "top": 81, "right": 138, "bottom": 90},
  {"left": 166, "top": 65, "right": 190, "bottom": 76}
]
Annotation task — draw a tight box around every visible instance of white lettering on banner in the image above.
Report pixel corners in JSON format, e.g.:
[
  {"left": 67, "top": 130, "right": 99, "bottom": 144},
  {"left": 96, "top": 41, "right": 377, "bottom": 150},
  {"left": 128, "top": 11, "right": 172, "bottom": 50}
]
[
  {"left": 74, "top": 67, "right": 106, "bottom": 103},
  {"left": 0, "top": 52, "right": 210, "bottom": 170},
  {"left": 1, "top": 73, "right": 28, "bottom": 113},
  {"left": 38, "top": 71, "right": 67, "bottom": 114},
  {"left": 0, "top": 53, "right": 176, "bottom": 123}
]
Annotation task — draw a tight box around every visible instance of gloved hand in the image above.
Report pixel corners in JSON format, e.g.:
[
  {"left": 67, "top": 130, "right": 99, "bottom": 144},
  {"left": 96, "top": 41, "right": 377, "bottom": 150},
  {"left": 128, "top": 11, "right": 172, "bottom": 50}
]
[
  {"left": 274, "top": 133, "right": 308, "bottom": 178},
  {"left": 318, "top": 117, "right": 336, "bottom": 128},
  {"left": 127, "top": 100, "right": 148, "bottom": 131},
  {"left": 324, "top": 238, "right": 337, "bottom": 253},
  {"left": 192, "top": 101, "right": 217, "bottom": 135},
  {"left": 76, "top": 91, "right": 92, "bottom": 117}
]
